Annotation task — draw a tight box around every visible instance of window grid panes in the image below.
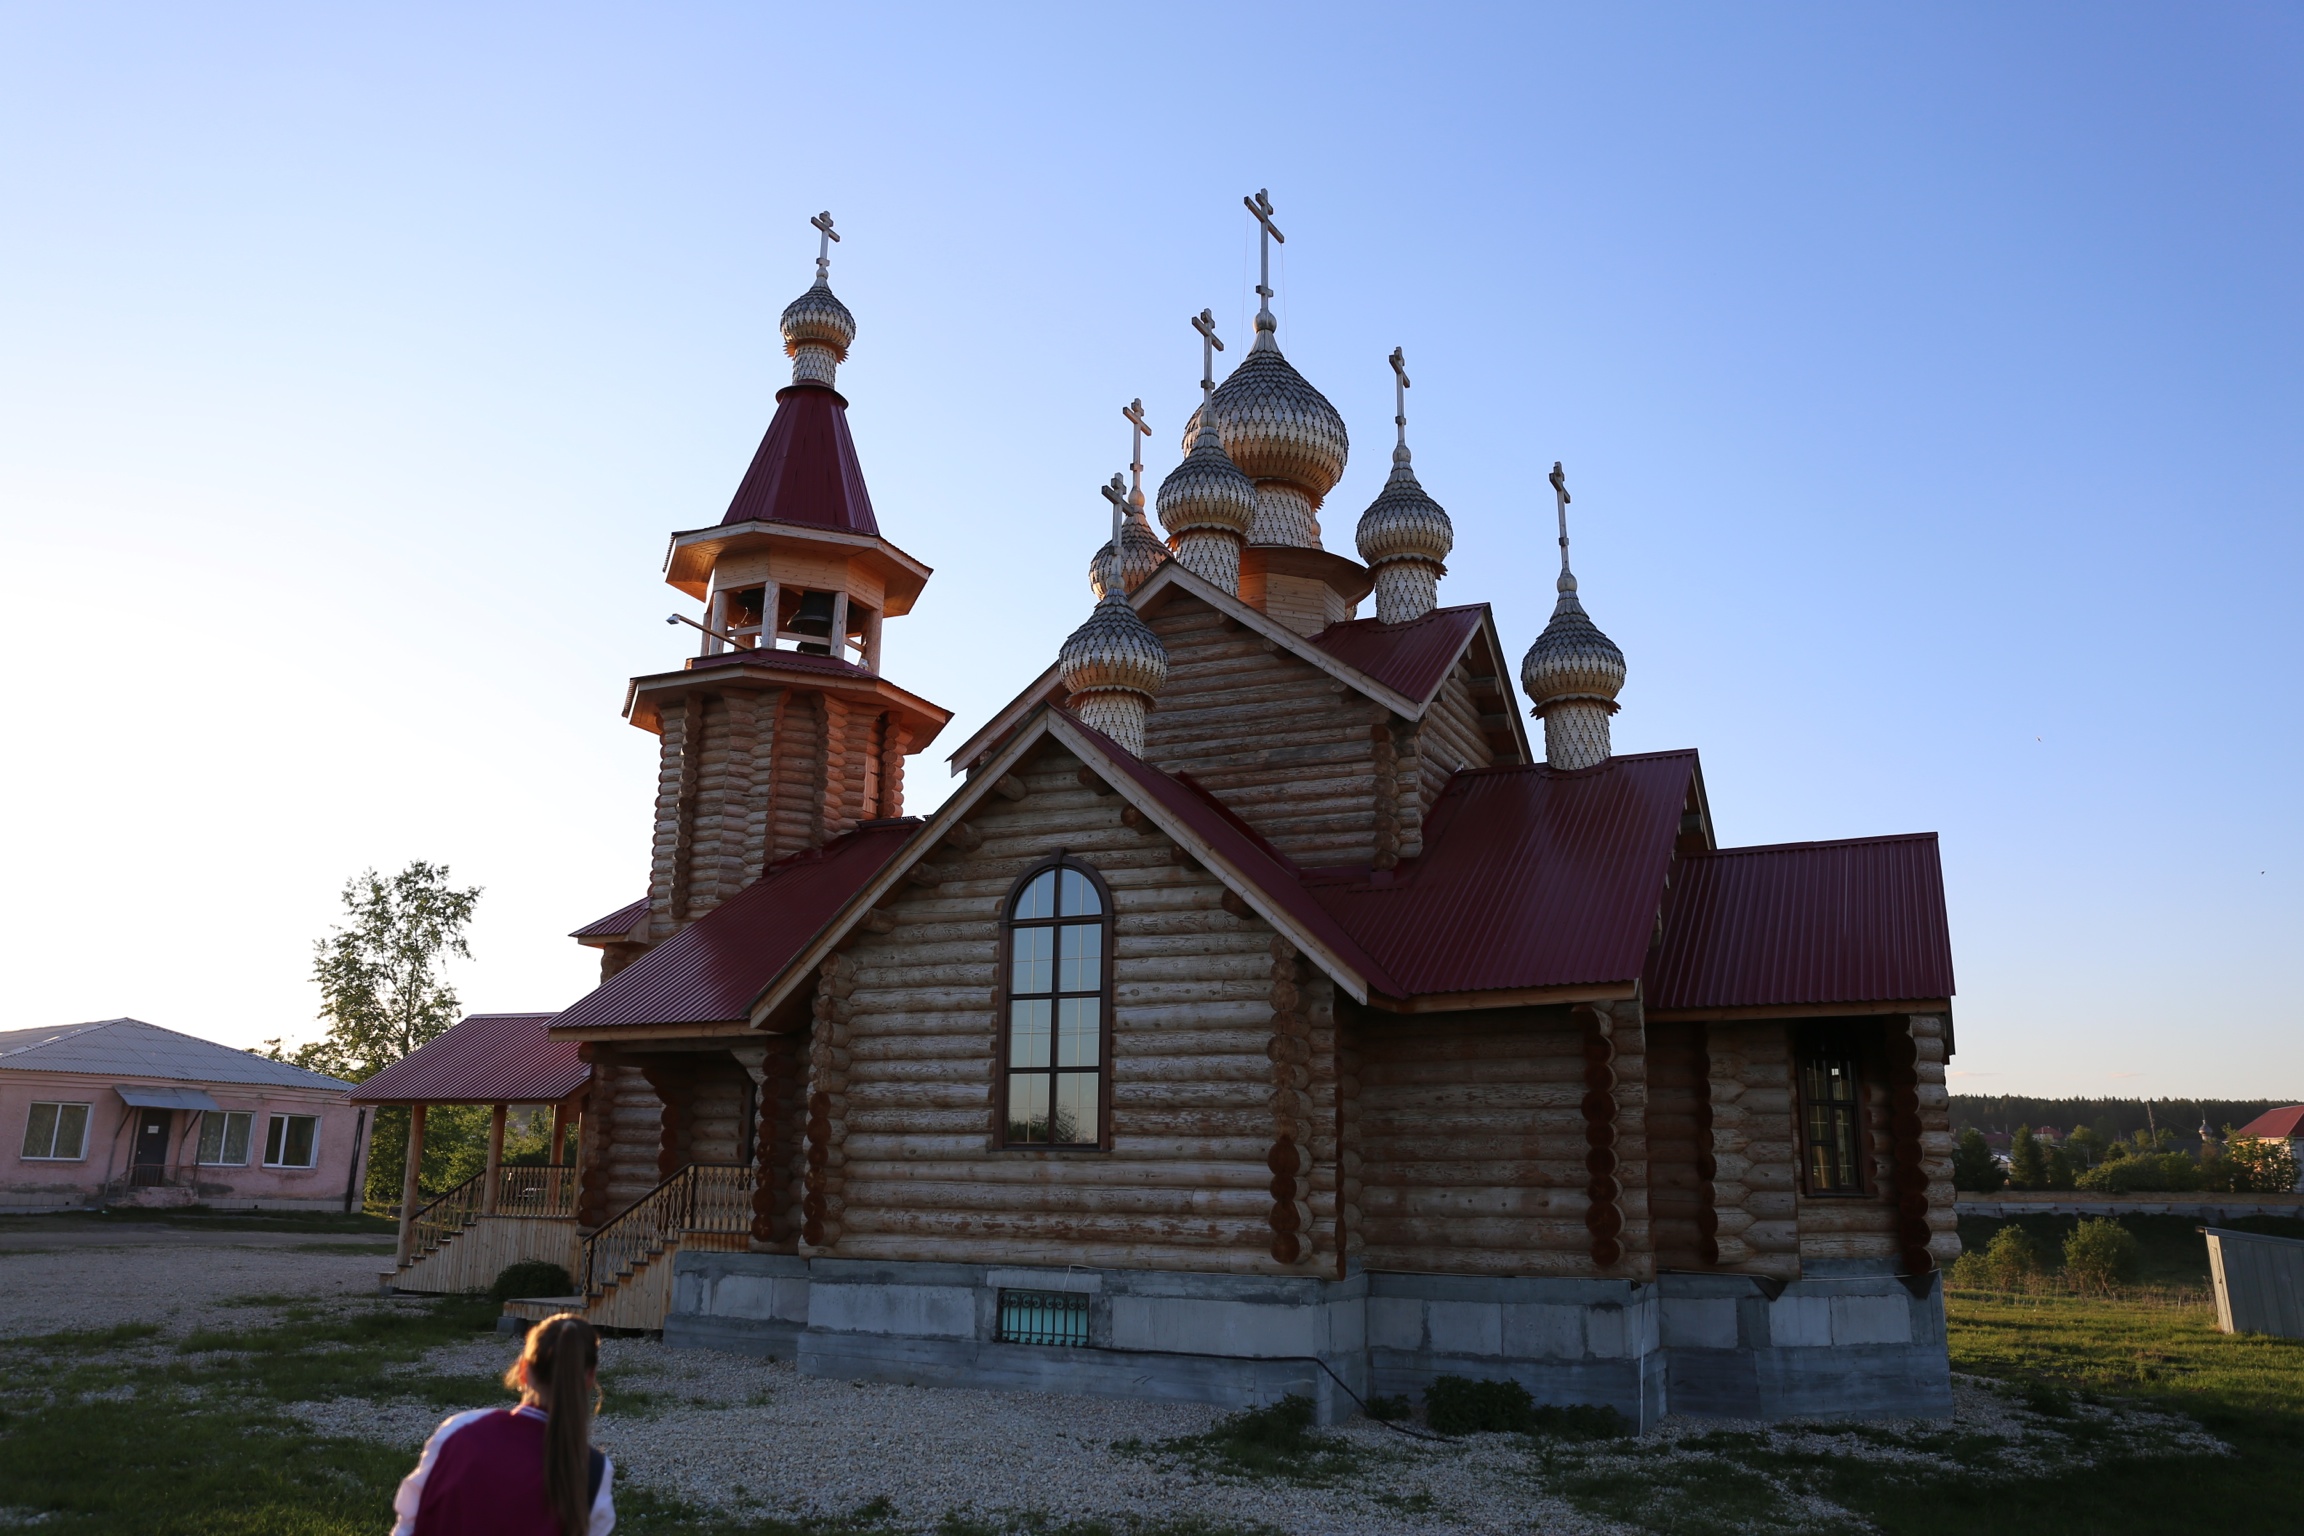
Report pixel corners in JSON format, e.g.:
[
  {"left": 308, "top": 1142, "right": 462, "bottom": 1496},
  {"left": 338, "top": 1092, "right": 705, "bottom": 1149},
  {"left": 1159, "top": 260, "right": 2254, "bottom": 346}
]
[
  {"left": 20, "top": 1102, "right": 90, "bottom": 1160},
  {"left": 997, "top": 1288, "right": 1091, "bottom": 1346},
  {"left": 1801, "top": 1053, "right": 1864, "bottom": 1193},
  {"left": 198, "top": 1111, "right": 254, "bottom": 1166},
  {"left": 1003, "top": 862, "right": 1106, "bottom": 1147},
  {"left": 264, "top": 1114, "right": 319, "bottom": 1169}
]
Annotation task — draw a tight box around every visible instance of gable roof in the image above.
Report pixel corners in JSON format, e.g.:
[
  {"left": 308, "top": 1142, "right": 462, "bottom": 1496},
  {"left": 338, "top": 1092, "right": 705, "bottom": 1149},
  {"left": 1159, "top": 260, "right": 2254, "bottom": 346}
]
[
  {"left": 1644, "top": 833, "right": 1955, "bottom": 1015},
  {"left": 571, "top": 896, "right": 649, "bottom": 942},
  {"left": 2235, "top": 1106, "right": 2304, "bottom": 1141},
  {"left": 1306, "top": 752, "right": 1699, "bottom": 1001},
  {"left": 945, "top": 564, "right": 1528, "bottom": 775},
  {"left": 720, "top": 382, "right": 878, "bottom": 535},
  {"left": 551, "top": 820, "right": 922, "bottom": 1035},
  {"left": 1311, "top": 605, "right": 1489, "bottom": 705},
  {"left": 348, "top": 1013, "right": 590, "bottom": 1105},
  {"left": 0, "top": 1018, "right": 353, "bottom": 1090}
]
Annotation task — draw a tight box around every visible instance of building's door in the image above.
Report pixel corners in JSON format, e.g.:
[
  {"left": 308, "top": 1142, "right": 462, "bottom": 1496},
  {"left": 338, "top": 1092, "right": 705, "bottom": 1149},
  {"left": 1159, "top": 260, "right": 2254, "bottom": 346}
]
[{"left": 130, "top": 1109, "right": 171, "bottom": 1186}]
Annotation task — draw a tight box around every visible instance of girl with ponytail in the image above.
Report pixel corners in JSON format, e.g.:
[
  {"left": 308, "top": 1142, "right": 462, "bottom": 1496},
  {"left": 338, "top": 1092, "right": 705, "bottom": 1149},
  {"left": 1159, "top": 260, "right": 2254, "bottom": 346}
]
[{"left": 391, "top": 1313, "right": 615, "bottom": 1536}]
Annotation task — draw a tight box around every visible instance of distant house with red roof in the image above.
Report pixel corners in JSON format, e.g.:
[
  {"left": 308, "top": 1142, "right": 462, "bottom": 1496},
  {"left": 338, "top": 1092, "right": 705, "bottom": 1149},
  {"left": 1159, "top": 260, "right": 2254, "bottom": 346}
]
[
  {"left": 410, "top": 211, "right": 1959, "bottom": 1425},
  {"left": 2234, "top": 1106, "right": 2304, "bottom": 1190}
]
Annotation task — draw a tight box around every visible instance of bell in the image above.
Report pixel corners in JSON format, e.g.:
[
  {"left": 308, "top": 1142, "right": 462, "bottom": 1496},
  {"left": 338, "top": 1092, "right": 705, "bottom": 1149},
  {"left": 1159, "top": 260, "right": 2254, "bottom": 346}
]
[{"left": 788, "top": 590, "right": 836, "bottom": 654}]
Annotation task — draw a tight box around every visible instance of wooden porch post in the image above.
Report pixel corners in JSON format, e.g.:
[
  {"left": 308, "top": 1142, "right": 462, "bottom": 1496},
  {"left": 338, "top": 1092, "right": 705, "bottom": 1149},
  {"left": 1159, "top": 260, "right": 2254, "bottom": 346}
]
[
  {"left": 482, "top": 1103, "right": 507, "bottom": 1214},
  {"left": 395, "top": 1103, "right": 428, "bottom": 1265},
  {"left": 549, "top": 1100, "right": 574, "bottom": 1167}
]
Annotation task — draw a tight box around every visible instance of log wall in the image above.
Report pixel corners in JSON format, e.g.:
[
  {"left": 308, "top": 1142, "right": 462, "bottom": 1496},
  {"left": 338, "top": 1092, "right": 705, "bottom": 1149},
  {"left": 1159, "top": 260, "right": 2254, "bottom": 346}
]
[
  {"left": 1352, "top": 1000, "right": 1652, "bottom": 1279},
  {"left": 1141, "top": 604, "right": 1389, "bottom": 867},
  {"left": 1645, "top": 1021, "right": 1716, "bottom": 1270},
  {"left": 798, "top": 741, "right": 1338, "bottom": 1274},
  {"left": 1702, "top": 1022, "right": 1800, "bottom": 1279},
  {"left": 577, "top": 1062, "right": 666, "bottom": 1228}
]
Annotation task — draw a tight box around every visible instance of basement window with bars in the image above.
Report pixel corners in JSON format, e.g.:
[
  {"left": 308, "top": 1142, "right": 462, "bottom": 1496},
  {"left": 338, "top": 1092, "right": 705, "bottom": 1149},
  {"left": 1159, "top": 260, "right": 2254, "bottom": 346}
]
[
  {"left": 1798, "top": 1033, "right": 1867, "bottom": 1194},
  {"left": 997, "top": 1289, "right": 1091, "bottom": 1347}
]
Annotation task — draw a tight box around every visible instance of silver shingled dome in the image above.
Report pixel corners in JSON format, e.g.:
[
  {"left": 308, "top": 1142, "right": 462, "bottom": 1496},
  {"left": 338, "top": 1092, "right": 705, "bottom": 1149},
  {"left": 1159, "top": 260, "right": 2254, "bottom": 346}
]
[
  {"left": 780, "top": 279, "right": 856, "bottom": 362},
  {"left": 1520, "top": 573, "right": 1627, "bottom": 710},
  {"left": 1090, "top": 511, "right": 1172, "bottom": 599},
  {"left": 1185, "top": 341, "right": 1349, "bottom": 507},
  {"left": 1354, "top": 447, "right": 1454, "bottom": 570},
  {"left": 1059, "top": 590, "right": 1170, "bottom": 702}
]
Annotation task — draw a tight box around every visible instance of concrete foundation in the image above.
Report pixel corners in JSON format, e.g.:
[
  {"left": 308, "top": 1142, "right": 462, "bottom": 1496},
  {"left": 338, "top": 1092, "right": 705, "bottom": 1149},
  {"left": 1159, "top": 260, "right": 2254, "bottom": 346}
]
[{"left": 665, "top": 1253, "right": 1951, "bottom": 1426}]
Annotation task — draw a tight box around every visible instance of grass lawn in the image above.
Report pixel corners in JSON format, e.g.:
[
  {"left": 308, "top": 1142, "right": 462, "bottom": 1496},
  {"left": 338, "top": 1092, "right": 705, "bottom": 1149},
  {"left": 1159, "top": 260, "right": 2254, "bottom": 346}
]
[
  {"left": 2, "top": 1207, "right": 399, "bottom": 1237},
  {"left": 3, "top": 1244, "right": 2301, "bottom": 1534}
]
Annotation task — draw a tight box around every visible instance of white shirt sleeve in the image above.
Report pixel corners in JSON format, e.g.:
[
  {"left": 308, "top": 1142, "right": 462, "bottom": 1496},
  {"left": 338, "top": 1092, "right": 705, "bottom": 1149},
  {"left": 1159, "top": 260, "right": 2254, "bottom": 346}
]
[
  {"left": 390, "top": 1409, "right": 493, "bottom": 1536},
  {"left": 590, "top": 1456, "right": 616, "bottom": 1536}
]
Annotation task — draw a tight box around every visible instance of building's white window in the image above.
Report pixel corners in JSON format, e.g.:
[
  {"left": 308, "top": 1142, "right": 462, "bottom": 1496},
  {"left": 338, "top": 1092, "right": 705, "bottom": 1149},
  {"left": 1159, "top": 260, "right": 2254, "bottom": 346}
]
[
  {"left": 21, "top": 1102, "right": 91, "bottom": 1161},
  {"left": 263, "top": 1114, "right": 319, "bottom": 1169},
  {"left": 197, "top": 1111, "right": 254, "bottom": 1166}
]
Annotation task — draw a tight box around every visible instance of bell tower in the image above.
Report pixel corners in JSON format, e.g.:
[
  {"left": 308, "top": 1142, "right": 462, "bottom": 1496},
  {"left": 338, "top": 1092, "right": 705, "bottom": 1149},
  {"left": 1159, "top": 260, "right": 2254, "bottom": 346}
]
[{"left": 624, "top": 214, "right": 952, "bottom": 945}]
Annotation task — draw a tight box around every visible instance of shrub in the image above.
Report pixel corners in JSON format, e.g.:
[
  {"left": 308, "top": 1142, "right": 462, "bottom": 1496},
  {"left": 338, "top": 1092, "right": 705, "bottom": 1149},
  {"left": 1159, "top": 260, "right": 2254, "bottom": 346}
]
[
  {"left": 1424, "top": 1375, "right": 1535, "bottom": 1435},
  {"left": 1528, "top": 1403, "right": 1632, "bottom": 1441},
  {"left": 1363, "top": 1394, "right": 1413, "bottom": 1422},
  {"left": 2063, "top": 1217, "right": 2140, "bottom": 1294},
  {"left": 1982, "top": 1225, "right": 2040, "bottom": 1290},
  {"left": 1952, "top": 1128, "right": 2006, "bottom": 1192},
  {"left": 489, "top": 1261, "right": 575, "bottom": 1302}
]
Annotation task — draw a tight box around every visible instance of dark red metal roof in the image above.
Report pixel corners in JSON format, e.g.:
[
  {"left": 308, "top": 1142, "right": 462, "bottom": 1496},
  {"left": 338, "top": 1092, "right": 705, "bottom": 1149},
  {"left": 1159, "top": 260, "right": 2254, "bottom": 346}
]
[
  {"left": 1644, "top": 834, "right": 1954, "bottom": 1012},
  {"left": 721, "top": 383, "right": 879, "bottom": 535},
  {"left": 2234, "top": 1106, "right": 2304, "bottom": 1140},
  {"left": 1308, "top": 752, "right": 1697, "bottom": 996},
  {"left": 685, "top": 647, "right": 874, "bottom": 680},
  {"left": 552, "top": 820, "right": 920, "bottom": 1032},
  {"left": 570, "top": 896, "right": 649, "bottom": 941},
  {"left": 1312, "top": 605, "right": 1487, "bottom": 706},
  {"left": 347, "top": 1013, "right": 590, "bottom": 1105}
]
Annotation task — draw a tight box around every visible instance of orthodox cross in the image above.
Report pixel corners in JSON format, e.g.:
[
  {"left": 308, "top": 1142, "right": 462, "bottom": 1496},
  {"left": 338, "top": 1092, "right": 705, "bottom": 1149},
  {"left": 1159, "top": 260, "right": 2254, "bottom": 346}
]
[
  {"left": 1243, "top": 189, "right": 1283, "bottom": 324},
  {"left": 1550, "top": 461, "right": 1574, "bottom": 577},
  {"left": 810, "top": 210, "right": 839, "bottom": 282},
  {"left": 1123, "top": 398, "right": 1151, "bottom": 508},
  {"left": 1100, "top": 473, "right": 1130, "bottom": 555},
  {"left": 1389, "top": 347, "right": 1410, "bottom": 450},
  {"left": 1191, "top": 309, "right": 1225, "bottom": 401}
]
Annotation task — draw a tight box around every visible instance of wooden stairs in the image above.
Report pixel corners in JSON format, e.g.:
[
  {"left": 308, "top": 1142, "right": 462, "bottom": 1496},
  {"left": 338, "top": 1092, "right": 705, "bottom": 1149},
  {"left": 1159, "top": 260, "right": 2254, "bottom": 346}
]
[
  {"left": 502, "top": 1163, "right": 754, "bottom": 1333},
  {"left": 386, "top": 1165, "right": 580, "bottom": 1296}
]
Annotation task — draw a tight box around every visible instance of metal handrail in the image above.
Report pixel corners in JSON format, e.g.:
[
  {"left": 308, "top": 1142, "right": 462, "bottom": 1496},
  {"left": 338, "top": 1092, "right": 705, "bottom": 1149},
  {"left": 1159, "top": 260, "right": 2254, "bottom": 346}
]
[{"left": 580, "top": 1163, "right": 753, "bottom": 1298}]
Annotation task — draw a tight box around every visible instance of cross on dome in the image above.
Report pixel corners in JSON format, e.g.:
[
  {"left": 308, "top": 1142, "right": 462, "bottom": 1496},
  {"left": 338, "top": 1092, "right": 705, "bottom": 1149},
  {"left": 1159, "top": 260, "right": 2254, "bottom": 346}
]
[
  {"left": 780, "top": 210, "right": 855, "bottom": 388},
  {"left": 1243, "top": 189, "right": 1284, "bottom": 347}
]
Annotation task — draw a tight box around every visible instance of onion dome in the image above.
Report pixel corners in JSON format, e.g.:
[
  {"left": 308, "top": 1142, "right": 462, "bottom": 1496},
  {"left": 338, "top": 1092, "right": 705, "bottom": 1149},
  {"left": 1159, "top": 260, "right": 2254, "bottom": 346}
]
[
  {"left": 1521, "top": 571, "right": 1626, "bottom": 770},
  {"left": 1356, "top": 351, "right": 1453, "bottom": 623},
  {"left": 1185, "top": 331, "right": 1350, "bottom": 548},
  {"left": 1090, "top": 504, "right": 1172, "bottom": 599},
  {"left": 780, "top": 221, "right": 856, "bottom": 389},
  {"left": 1156, "top": 423, "right": 1258, "bottom": 572},
  {"left": 1059, "top": 590, "right": 1170, "bottom": 757}
]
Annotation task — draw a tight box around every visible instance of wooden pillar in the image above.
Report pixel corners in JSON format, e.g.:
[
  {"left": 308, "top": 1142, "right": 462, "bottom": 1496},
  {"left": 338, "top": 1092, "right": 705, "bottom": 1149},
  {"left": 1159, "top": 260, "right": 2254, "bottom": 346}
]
[
  {"left": 549, "top": 1099, "right": 574, "bottom": 1167},
  {"left": 482, "top": 1103, "right": 507, "bottom": 1214},
  {"left": 395, "top": 1104, "right": 428, "bottom": 1265}
]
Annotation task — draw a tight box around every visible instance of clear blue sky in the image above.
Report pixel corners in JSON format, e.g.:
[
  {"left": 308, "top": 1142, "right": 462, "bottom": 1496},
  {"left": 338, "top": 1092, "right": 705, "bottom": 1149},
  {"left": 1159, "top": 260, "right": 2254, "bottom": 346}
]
[{"left": 1, "top": 4, "right": 2296, "bottom": 1096}]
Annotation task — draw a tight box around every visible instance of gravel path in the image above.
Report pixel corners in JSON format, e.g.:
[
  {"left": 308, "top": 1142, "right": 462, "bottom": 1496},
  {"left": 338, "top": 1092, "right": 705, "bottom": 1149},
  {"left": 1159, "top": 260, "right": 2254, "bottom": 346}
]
[{"left": 0, "top": 1220, "right": 390, "bottom": 1338}]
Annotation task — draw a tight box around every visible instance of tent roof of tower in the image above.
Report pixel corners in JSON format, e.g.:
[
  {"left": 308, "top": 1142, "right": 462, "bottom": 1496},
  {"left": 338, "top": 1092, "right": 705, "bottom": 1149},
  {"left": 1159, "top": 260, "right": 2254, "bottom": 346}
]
[
  {"left": 722, "top": 382, "right": 879, "bottom": 536},
  {"left": 549, "top": 820, "right": 922, "bottom": 1037},
  {"left": 1642, "top": 832, "right": 1956, "bottom": 1023}
]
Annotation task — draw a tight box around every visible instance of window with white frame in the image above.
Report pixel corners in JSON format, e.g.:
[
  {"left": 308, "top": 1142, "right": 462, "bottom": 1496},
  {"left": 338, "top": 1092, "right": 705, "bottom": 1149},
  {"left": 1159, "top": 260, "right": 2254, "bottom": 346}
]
[
  {"left": 198, "top": 1110, "right": 254, "bottom": 1166},
  {"left": 21, "top": 1102, "right": 91, "bottom": 1161},
  {"left": 263, "top": 1113, "right": 319, "bottom": 1169}
]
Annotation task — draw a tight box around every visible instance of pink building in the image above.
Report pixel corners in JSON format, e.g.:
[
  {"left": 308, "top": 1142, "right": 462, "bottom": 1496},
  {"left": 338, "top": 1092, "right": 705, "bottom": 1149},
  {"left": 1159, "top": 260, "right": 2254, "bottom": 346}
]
[{"left": 2, "top": 1018, "right": 368, "bottom": 1212}]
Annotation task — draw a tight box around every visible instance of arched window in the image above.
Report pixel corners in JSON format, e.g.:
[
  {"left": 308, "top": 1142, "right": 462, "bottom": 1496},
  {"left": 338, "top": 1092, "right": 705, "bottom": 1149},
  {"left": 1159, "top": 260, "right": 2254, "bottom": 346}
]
[{"left": 999, "top": 857, "right": 1111, "bottom": 1148}]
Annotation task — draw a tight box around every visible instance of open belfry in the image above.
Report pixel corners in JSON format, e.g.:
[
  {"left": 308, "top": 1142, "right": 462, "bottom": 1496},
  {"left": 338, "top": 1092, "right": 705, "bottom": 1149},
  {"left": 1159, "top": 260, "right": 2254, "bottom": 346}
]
[{"left": 417, "top": 197, "right": 1960, "bottom": 1423}]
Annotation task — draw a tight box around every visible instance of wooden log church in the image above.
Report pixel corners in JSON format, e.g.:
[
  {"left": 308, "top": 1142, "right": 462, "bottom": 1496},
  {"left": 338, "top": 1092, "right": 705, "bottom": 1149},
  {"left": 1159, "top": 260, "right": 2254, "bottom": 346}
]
[{"left": 411, "top": 202, "right": 1960, "bottom": 1423}]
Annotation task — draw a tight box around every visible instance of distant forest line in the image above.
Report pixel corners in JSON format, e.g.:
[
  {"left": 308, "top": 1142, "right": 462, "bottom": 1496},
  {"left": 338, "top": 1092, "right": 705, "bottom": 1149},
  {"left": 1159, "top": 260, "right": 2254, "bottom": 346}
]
[{"left": 1949, "top": 1096, "right": 2293, "bottom": 1146}]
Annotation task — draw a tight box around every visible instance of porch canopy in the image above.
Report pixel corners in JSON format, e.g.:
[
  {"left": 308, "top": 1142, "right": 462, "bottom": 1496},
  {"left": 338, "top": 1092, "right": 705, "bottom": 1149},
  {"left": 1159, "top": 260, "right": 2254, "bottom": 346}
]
[{"left": 348, "top": 1012, "right": 592, "bottom": 1261}]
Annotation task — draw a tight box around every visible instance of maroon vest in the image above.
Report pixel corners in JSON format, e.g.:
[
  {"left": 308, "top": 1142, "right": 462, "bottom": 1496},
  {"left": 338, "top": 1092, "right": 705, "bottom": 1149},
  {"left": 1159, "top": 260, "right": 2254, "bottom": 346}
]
[{"left": 414, "top": 1409, "right": 602, "bottom": 1536}]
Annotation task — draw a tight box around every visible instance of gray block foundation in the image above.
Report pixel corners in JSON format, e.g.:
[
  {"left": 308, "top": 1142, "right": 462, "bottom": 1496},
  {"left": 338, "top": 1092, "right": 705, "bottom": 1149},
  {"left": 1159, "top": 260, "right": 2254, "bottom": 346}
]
[{"left": 665, "top": 1251, "right": 1950, "bottom": 1426}]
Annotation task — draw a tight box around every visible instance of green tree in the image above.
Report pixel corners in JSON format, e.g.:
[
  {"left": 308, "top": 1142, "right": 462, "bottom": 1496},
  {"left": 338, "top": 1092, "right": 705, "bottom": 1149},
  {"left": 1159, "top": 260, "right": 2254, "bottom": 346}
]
[
  {"left": 270, "top": 861, "right": 483, "bottom": 1081},
  {"left": 1951, "top": 1128, "right": 2006, "bottom": 1192},
  {"left": 2225, "top": 1135, "right": 2301, "bottom": 1194},
  {"left": 2065, "top": 1124, "right": 2104, "bottom": 1170},
  {"left": 2044, "top": 1145, "right": 2076, "bottom": 1191},
  {"left": 2008, "top": 1125, "right": 2048, "bottom": 1190}
]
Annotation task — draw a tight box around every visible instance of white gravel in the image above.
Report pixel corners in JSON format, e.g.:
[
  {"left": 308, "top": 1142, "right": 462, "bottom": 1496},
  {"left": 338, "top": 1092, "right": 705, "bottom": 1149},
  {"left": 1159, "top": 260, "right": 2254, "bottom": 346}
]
[
  {"left": 0, "top": 1225, "right": 391, "bottom": 1338},
  {"left": 292, "top": 1334, "right": 2228, "bottom": 1536}
]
